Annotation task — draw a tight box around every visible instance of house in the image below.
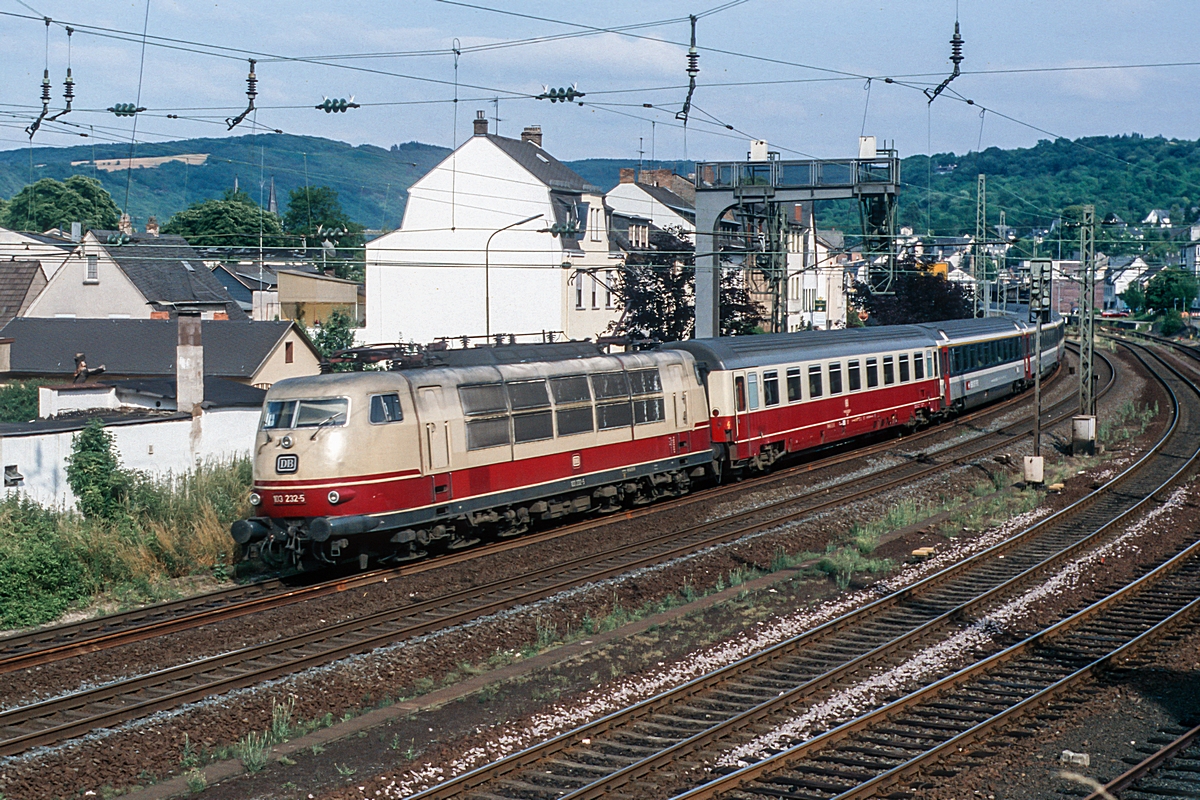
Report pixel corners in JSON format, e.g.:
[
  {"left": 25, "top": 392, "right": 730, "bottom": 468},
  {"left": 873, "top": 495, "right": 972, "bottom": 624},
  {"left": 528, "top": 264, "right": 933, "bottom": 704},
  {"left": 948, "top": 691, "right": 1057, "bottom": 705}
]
[
  {"left": 23, "top": 229, "right": 246, "bottom": 320},
  {"left": 0, "top": 317, "right": 321, "bottom": 388},
  {"left": 210, "top": 261, "right": 281, "bottom": 320},
  {"left": 366, "top": 112, "right": 619, "bottom": 345},
  {"left": 781, "top": 205, "right": 849, "bottom": 331},
  {"left": 1143, "top": 209, "right": 1172, "bottom": 227},
  {"left": 0, "top": 226, "right": 75, "bottom": 282},
  {"left": 606, "top": 169, "right": 697, "bottom": 237},
  {"left": 1104, "top": 255, "right": 1150, "bottom": 310}
]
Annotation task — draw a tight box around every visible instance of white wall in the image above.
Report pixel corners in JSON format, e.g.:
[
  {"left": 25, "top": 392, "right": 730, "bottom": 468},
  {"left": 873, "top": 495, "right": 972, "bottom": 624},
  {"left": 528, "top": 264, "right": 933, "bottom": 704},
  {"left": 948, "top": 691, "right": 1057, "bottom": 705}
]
[
  {"left": 0, "top": 408, "right": 259, "bottom": 508},
  {"left": 606, "top": 183, "right": 695, "bottom": 237}
]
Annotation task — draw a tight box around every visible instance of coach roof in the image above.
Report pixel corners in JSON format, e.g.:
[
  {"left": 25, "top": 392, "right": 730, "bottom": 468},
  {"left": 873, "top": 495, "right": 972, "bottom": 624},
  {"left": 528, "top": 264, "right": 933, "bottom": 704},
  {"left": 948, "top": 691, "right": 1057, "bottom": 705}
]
[{"left": 667, "top": 326, "right": 939, "bottom": 371}]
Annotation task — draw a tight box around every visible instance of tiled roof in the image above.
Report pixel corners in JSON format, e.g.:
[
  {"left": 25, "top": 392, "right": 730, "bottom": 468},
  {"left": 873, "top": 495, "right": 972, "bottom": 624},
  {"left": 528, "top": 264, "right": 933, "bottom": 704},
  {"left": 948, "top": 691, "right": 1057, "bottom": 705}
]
[
  {"left": 0, "top": 261, "right": 44, "bottom": 328},
  {"left": 485, "top": 135, "right": 601, "bottom": 192},
  {"left": 90, "top": 231, "right": 248, "bottom": 319}
]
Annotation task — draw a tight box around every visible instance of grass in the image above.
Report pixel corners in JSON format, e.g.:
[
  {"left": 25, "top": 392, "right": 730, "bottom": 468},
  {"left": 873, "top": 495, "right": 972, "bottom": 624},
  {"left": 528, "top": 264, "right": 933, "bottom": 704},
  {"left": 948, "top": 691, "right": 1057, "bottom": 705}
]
[
  {"left": 1099, "top": 401, "right": 1158, "bottom": 444},
  {"left": 0, "top": 458, "right": 252, "bottom": 629},
  {"left": 816, "top": 546, "right": 894, "bottom": 589}
]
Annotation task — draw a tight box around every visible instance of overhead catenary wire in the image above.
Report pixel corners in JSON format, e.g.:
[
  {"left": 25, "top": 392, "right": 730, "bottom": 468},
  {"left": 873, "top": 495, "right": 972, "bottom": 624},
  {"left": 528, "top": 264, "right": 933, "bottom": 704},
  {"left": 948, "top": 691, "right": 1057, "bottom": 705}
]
[{"left": 123, "top": 0, "right": 151, "bottom": 217}]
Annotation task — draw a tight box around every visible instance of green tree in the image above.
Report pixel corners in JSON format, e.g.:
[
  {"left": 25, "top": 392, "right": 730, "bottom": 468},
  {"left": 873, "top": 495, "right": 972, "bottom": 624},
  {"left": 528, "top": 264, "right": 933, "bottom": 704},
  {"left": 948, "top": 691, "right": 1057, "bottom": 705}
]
[
  {"left": 1118, "top": 283, "right": 1145, "bottom": 314},
  {"left": 0, "top": 175, "right": 120, "bottom": 232},
  {"left": 162, "top": 189, "right": 285, "bottom": 249},
  {"left": 1144, "top": 268, "right": 1198, "bottom": 313},
  {"left": 65, "top": 419, "right": 129, "bottom": 520},
  {"left": 851, "top": 263, "right": 973, "bottom": 325},
  {"left": 284, "top": 186, "right": 365, "bottom": 281},
  {"left": 312, "top": 309, "right": 356, "bottom": 365}
]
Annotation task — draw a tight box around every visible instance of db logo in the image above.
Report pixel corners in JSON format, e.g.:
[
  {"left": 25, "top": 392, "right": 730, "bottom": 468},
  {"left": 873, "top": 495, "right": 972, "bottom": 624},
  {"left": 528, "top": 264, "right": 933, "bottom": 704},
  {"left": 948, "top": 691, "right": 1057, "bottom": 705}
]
[{"left": 276, "top": 454, "right": 299, "bottom": 473}]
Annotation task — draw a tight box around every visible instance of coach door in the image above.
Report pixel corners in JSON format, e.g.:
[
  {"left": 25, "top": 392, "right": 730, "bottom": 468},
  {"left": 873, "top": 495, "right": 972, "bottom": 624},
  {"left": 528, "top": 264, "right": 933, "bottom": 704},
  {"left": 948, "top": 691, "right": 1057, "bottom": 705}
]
[
  {"left": 732, "top": 370, "right": 759, "bottom": 449},
  {"left": 416, "top": 386, "right": 452, "bottom": 501}
]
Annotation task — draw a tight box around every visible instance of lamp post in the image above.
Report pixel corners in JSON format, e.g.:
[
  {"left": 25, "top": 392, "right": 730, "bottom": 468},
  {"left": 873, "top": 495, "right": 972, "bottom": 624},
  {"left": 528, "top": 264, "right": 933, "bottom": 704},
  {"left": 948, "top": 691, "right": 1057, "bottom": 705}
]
[{"left": 485, "top": 214, "right": 542, "bottom": 339}]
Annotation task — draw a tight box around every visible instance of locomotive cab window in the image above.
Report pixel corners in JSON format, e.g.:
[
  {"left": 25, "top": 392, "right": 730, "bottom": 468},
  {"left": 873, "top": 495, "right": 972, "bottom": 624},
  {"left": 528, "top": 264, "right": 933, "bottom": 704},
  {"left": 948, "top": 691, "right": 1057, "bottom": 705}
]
[
  {"left": 369, "top": 393, "right": 403, "bottom": 423},
  {"left": 866, "top": 358, "right": 879, "bottom": 388},
  {"left": 262, "top": 400, "right": 297, "bottom": 429},
  {"left": 763, "top": 370, "right": 780, "bottom": 406},
  {"left": 898, "top": 354, "right": 910, "bottom": 383},
  {"left": 808, "top": 364, "right": 823, "bottom": 398},
  {"left": 786, "top": 368, "right": 802, "bottom": 402},
  {"left": 294, "top": 398, "right": 349, "bottom": 428},
  {"left": 913, "top": 352, "right": 924, "bottom": 380},
  {"left": 847, "top": 360, "right": 861, "bottom": 391},
  {"left": 883, "top": 356, "right": 895, "bottom": 385},
  {"left": 828, "top": 362, "right": 842, "bottom": 395}
]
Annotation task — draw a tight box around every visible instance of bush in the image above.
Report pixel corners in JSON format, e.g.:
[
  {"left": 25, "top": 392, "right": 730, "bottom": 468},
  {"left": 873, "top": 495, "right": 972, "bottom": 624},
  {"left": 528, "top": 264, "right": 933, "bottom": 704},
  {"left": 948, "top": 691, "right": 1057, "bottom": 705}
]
[
  {"left": 0, "top": 381, "right": 42, "bottom": 423},
  {"left": 1160, "top": 310, "right": 1185, "bottom": 337},
  {"left": 66, "top": 419, "right": 128, "bottom": 520},
  {"left": 0, "top": 499, "right": 89, "bottom": 628}
]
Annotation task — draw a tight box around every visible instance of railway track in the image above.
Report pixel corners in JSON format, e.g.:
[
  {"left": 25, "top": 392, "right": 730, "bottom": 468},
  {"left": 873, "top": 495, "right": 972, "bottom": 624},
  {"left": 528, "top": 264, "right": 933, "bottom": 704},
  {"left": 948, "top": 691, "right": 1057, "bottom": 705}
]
[
  {"left": 394, "top": 341, "right": 1200, "bottom": 800},
  {"left": 1083, "top": 722, "right": 1200, "bottom": 800},
  {"left": 0, "top": 353, "right": 1083, "bottom": 678},
  {"left": 0, "top": 354, "right": 1108, "bottom": 757}
]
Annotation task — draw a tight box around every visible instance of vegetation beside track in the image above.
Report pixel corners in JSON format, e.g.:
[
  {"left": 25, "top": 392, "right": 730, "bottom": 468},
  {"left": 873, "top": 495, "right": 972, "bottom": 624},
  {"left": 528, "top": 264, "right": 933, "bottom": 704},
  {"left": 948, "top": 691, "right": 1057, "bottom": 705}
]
[{"left": 0, "top": 420, "right": 250, "bottom": 629}]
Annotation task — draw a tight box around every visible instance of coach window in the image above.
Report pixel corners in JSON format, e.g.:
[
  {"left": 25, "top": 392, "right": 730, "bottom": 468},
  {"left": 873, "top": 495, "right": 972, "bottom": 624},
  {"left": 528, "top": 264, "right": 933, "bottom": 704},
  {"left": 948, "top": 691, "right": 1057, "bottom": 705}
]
[
  {"left": 369, "top": 393, "right": 403, "bottom": 423},
  {"left": 847, "top": 360, "right": 861, "bottom": 391},
  {"left": 735, "top": 376, "right": 747, "bottom": 412},
  {"left": 747, "top": 373, "right": 760, "bottom": 410},
  {"left": 913, "top": 352, "right": 924, "bottom": 381},
  {"left": 927, "top": 351, "right": 935, "bottom": 378},
  {"left": 763, "top": 370, "right": 780, "bottom": 406},
  {"left": 808, "top": 364, "right": 823, "bottom": 398},
  {"left": 866, "top": 358, "right": 879, "bottom": 388},
  {"left": 883, "top": 356, "right": 895, "bottom": 385},
  {"left": 786, "top": 368, "right": 802, "bottom": 403},
  {"left": 898, "top": 354, "right": 910, "bottom": 383},
  {"left": 828, "top": 362, "right": 842, "bottom": 394}
]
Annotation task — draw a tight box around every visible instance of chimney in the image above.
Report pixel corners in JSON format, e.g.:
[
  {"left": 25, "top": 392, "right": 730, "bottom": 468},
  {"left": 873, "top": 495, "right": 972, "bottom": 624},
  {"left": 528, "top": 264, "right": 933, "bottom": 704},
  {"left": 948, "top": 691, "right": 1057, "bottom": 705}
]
[
  {"left": 520, "top": 125, "right": 543, "bottom": 147},
  {"left": 118, "top": 213, "right": 133, "bottom": 235},
  {"left": 176, "top": 310, "right": 203, "bottom": 415},
  {"left": 145, "top": 216, "right": 159, "bottom": 236},
  {"left": 70, "top": 222, "right": 81, "bottom": 242},
  {"left": 619, "top": 168, "right": 636, "bottom": 184},
  {"left": 473, "top": 110, "right": 488, "bottom": 136}
]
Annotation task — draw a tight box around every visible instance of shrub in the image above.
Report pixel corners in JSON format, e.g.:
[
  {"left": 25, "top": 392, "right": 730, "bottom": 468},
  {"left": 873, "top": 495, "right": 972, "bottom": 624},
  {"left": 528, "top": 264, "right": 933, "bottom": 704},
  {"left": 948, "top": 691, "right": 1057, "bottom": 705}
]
[
  {"left": 0, "top": 381, "right": 42, "bottom": 423},
  {"left": 66, "top": 419, "right": 128, "bottom": 520}
]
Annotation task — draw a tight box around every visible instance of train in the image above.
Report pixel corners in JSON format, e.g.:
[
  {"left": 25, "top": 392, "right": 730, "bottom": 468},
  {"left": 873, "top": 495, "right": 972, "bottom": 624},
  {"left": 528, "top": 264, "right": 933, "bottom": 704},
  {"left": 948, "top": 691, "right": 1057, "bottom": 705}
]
[{"left": 231, "top": 314, "right": 1065, "bottom": 569}]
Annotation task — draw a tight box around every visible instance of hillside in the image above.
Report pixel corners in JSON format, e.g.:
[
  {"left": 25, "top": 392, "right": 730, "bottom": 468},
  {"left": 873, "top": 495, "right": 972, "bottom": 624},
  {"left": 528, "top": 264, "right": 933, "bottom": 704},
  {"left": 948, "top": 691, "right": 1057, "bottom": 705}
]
[{"left": 3, "top": 133, "right": 1200, "bottom": 245}]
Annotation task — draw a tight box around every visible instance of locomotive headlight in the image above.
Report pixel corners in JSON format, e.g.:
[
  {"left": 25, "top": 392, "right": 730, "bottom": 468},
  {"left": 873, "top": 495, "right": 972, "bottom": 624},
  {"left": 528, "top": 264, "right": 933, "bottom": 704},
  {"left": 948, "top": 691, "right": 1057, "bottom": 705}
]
[
  {"left": 280, "top": 435, "right": 293, "bottom": 449},
  {"left": 327, "top": 490, "right": 341, "bottom": 505},
  {"left": 249, "top": 492, "right": 262, "bottom": 506}
]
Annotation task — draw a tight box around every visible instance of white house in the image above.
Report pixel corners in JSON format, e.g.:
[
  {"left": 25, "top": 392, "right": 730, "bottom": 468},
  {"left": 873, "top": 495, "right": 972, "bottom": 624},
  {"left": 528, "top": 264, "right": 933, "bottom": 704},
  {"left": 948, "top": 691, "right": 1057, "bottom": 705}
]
[
  {"left": 785, "top": 205, "right": 848, "bottom": 331},
  {"left": 366, "top": 113, "right": 621, "bottom": 346},
  {"left": 605, "top": 170, "right": 696, "bottom": 239}
]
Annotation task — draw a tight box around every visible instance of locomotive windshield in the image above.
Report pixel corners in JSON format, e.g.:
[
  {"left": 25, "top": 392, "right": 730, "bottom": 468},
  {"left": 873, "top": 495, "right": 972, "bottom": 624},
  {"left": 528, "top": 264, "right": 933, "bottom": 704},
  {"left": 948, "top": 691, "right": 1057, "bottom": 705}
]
[{"left": 262, "top": 398, "right": 349, "bottom": 429}]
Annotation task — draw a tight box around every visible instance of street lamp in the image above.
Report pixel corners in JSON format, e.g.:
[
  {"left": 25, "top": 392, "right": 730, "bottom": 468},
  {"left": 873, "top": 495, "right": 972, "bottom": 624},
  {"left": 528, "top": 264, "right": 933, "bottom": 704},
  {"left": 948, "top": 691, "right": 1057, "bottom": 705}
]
[{"left": 485, "top": 214, "right": 543, "bottom": 339}]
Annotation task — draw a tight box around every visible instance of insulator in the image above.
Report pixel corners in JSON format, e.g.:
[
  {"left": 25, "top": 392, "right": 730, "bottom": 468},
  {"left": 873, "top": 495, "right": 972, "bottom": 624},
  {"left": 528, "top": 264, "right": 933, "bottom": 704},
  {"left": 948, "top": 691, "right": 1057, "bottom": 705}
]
[
  {"left": 40, "top": 70, "right": 51, "bottom": 104},
  {"left": 686, "top": 47, "right": 700, "bottom": 78},
  {"left": 63, "top": 69, "right": 74, "bottom": 103},
  {"left": 950, "top": 22, "right": 964, "bottom": 65},
  {"left": 246, "top": 60, "right": 258, "bottom": 101}
]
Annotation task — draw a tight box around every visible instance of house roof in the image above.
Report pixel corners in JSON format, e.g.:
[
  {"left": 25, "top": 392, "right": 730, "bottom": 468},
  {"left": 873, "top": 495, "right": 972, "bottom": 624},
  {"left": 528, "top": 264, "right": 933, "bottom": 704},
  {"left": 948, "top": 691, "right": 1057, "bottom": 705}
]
[
  {"left": 109, "top": 376, "right": 268, "bottom": 407},
  {"left": 89, "top": 230, "right": 248, "bottom": 319},
  {"left": 0, "top": 261, "right": 43, "bottom": 328},
  {"left": 633, "top": 182, "right": 695, "bottom": 215},
  {"left": 485, "top": 135, "right": 601, "bottom": 193},
  {"left": 0, "top": 317, "right": 311, "bottom": 379}
]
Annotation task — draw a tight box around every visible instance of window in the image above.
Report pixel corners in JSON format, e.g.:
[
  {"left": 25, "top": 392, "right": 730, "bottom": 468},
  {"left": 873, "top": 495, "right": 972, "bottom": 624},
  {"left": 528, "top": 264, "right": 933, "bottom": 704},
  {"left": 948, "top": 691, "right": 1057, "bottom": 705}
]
[
  {"left": 3, "top": 465, "right": 22, "bottom": 488},
  {"left": 506, "top": 380, "right": 550, "bottom": 410},
  {"left": 591, "top": 275, "right": 598, "bottom": 309},
  {"left": 285, "top": 341, "right": 294, "bottom": 364},
  {"left": 899, "top": 354, "right": 910, "bottom": 383},
  {"left": 592, "top": 372, "right": 630, "bottom": 399},
  {"left": 369, "top": 393, "right": 403, "bottom": 423},
  {"left": 605, "top": 271, "right": 614, "bottom": 308},
  {"left": 294, "top": 398, "right": 349, "bottom": 428},
  {"left": 634, "top": 397, "right": 665, "bottom": 424},
  {"left": 576, "top": 274, "right": 584, "bottom": 309},
  {"left": 828, "top": 362, "right": 842, "bottom": 394},
  {"left": 513, "top": 411, "right": 553, "bottom": 443},
  {"left": 747, "top": 373, "right": 760, "bottom": 410},
  {"left": 467, "top": 417, "right": 510, "bottom": 450},
  {"left": 85, "top": 255, "right": 98, "bottom": 283},
  {"left": 763, "top": 370, "right": 780, "bottom": 406},
  {"left": 597, "top": 401, "right": 633, "bottom": 429},
  {"left": 866, "top": 358, "right": 879, "bottom": 388},
  {"left": 551, "top": 376, "right": 591, "bottom": 404},
  {"left": 787, "top": 367, "right": 802, "bottom": 402},
  {"left": 459, "top": 384, "right": 507, "bottom": 415},
  {"left": 262, "top": 400, "right": 297, "bottom": 429},
  {"left": 913, "top": 352, "right": 924, "bottom": 380},
  {"left": 808, "top": 364, "right": 823, "bottom": 398},
  {"left": 848, "top": 360, "right": 861, "bottom": 391},
  {"left": 556, "top": 406, "right": 594, "bottom": 436},
  {"left": 735, "top": 376, "right": 747, "bottom": 412},
  {"left": 883, "top": 356, "right": 895, "bottom": 385},
  {"left": 628, "top": 369, "right": 662, "bottom": 395},
  {"left": 928, "top": 351, "right": 936, "bottom": 378},
  {"left": 591, "top": 207, "right": 603, "bottom": 242}
]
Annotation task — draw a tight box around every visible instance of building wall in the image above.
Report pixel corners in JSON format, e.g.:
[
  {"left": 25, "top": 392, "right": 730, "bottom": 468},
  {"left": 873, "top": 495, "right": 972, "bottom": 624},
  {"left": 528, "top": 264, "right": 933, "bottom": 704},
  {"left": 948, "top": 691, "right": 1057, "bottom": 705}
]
[
  {"left": 25, "top": 239, "right": 151, "bottom": 319},
  {"left": 605, "top": 183, "right": 694, "bottom": 237},
  {"left": 0, "top": 228, "right": 71, "bottom": 281},
  {"left": 249, "top": 329, "right": 322, "bottom": 388},
  {"left": 0, "top": 408, "right": 259, "bottom": 508}
]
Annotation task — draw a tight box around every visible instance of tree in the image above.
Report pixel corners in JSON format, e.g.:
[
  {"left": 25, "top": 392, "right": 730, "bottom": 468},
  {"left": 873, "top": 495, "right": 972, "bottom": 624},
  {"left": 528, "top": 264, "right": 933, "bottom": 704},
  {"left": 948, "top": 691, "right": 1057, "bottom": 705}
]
[
  {"left": 65, "top": 419, "right": 128, "bottom": 520},
  {"left": 0, "top": 176, "right": 120, "bottom": 232},
  {"left": 161, "top": 189, "right": 285, "bottom": 249},
  {"left": 1118, "top": 283, "right": 1145, "bottom": 314},
  {"left": 851, "top": 265, "right": 972, "bottom": 326},
  {"left": 312, "top": 309, "right": 356, "bottom": 366},
  {"left": 1144, "top": 268, "right": 1198, "bottom": 313},
  {"left": 283, "top": 186, "right": 365, "bottom": 281},
  {"left": 608, "top": 228, "right": 764, "bottom": 341}
]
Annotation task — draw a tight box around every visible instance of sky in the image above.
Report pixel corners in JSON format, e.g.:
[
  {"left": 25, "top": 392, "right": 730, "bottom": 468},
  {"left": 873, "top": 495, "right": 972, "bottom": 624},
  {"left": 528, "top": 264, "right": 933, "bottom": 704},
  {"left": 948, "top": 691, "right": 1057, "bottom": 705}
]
[{"left": 1, "top": 0, "right": 1198, "bottom": 165}]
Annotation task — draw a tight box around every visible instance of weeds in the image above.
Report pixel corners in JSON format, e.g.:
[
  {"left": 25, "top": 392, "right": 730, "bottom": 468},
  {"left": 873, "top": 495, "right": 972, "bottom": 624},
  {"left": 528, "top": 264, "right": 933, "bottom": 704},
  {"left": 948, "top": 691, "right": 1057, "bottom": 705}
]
[
  {"left": 816, "top": 546, "right": 894, "bottom": 589},
  {"left": 270, "top": 697, "right": 296, "bottom": 742},
  {"left": 1099, "top": 401, "right": 1158, "bottom": 444},
  {"left": 180, "top": 734, "right": 199, "bottom": 769},
  {"left": 236, "top": 732, "right": 269, "bottom": 773},
  {"left": 335, "top": 763, "right": 357, "bottom": 777},
  {"left": 185, "top": 769, "right": 207, "bottom": 794}
]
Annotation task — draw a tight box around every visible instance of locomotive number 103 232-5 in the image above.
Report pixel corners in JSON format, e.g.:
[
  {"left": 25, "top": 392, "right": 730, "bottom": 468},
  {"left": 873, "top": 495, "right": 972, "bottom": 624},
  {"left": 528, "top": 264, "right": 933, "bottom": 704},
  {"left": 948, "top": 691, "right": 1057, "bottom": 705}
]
[{"left": 273, "top": 493, "right": 306, "bottom": 505}]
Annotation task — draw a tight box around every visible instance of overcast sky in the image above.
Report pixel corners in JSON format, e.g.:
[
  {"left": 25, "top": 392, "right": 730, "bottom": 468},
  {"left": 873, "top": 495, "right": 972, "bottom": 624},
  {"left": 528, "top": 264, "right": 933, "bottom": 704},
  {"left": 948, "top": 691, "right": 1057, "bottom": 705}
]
[{"left": 2, "top": 0, "right": 1197, "bottom": 164}]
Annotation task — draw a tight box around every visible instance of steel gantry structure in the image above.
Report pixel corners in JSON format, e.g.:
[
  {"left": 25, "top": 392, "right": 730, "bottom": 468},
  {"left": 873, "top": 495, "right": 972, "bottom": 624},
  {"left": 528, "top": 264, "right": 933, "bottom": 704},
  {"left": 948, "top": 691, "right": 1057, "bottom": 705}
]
[{"left": 692, "top": 145, "right": 901, "bottom": 338}]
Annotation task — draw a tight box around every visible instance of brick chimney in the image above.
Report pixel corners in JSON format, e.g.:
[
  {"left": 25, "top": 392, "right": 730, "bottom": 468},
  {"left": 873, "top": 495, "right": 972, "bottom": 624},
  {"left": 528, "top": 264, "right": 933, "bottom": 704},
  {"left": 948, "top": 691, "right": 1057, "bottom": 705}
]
[
  {"left": 520, "top": 125, "right": 543, "bottom": 147},
  {"left": 145, "top": 216, "right": 160, "bottom": 236},
  {"left": 176, "top": 311, "right": 203, "bottom": 415},
  {"left": 118, "top": 213, "right": 133, "bottom": 235},
  {"left": 619, "top": 168, "right": 636, "bottom": 184},
  {"left": 473, "top": 110, "right": 488, "bottom": 136}
]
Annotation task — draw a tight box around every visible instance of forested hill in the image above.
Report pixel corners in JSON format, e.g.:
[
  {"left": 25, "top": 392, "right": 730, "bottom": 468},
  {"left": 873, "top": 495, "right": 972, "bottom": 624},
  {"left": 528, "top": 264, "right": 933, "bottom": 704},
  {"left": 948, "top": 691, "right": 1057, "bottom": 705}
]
[{"left": 2, "top": 132, "right": 1199, "bottom": 237}]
